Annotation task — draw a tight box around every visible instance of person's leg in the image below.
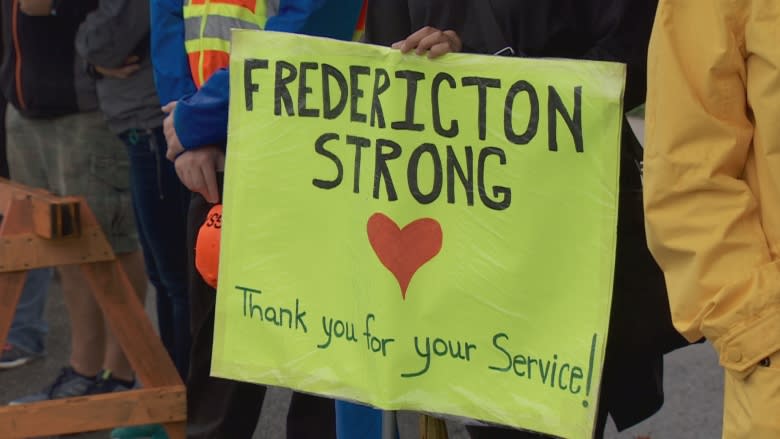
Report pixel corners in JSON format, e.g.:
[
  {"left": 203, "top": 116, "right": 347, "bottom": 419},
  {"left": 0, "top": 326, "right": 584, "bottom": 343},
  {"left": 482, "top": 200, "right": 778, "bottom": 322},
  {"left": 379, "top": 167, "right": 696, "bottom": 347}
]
[
  {"left": 466, "top": 425, "right": 550, "bottom": 439},
  {"left": 186, "top": 187, "right": 267, "bottom": 438},
  {"left": 101, "top": 250, "right": 148, "bottom": 381},
  {"left": 6, "top": 268, "right": 52, "bottom": 354},
  {"left": 4, "top": 107, "right": 57, "bottom": 368},
  {"left": 287, "top": 392, "right": 336, "bottom": 439},
  {"left": 335, "top": 401, "right": 384, "bottom": 439},
  {"left": 465, "top": 383, "right": 609, "bottom": 439},
  {"left": 55, "top": 263, "right": 105, "bottom": 376},
  {"left": 52, "top": 111, "right": 145, "bottom": 383},
  {"left": 110, "top": 127, "right": 191, "bottom": 439},
  {"left": 58, "top": 252, "right": 145, "bottom": 382},
  {"left": 120, "top": 127, "right": 191, "bottom": 378},
  {"left": 1, "top": 268, "right": 53, "bottom": 369},
  {"left": 5, "top": 107, "right": 105, "bottom": 402}
]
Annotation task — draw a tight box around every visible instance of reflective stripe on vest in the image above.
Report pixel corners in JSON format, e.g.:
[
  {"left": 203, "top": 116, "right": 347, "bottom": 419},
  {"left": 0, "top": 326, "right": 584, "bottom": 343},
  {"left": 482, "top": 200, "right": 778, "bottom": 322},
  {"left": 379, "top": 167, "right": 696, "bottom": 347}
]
[{"left": 183, "top": 0, "right": 267, "bottom": 88}]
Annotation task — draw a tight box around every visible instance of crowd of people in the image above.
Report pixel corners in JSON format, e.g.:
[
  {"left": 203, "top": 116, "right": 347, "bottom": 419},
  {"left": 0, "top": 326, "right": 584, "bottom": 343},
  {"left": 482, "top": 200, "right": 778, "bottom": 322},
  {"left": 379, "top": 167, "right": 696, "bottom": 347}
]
[{"left": 0, "top": 1, "right": 777, "bottom": 438}]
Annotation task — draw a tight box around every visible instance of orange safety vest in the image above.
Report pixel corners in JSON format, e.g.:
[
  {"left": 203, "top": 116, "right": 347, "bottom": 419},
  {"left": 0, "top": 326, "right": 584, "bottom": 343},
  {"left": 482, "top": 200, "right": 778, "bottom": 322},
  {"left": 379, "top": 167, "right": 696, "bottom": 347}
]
[{"left": 183, "top": 0, "right": 268, "bottom": 88}]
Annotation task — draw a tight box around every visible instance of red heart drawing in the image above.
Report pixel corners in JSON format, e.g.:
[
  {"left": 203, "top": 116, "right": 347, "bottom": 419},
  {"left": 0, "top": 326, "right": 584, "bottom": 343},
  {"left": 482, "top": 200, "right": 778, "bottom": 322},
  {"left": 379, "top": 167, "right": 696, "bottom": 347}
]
[{"left": 367, "top": 212, "right": 443, "bottom": 299}]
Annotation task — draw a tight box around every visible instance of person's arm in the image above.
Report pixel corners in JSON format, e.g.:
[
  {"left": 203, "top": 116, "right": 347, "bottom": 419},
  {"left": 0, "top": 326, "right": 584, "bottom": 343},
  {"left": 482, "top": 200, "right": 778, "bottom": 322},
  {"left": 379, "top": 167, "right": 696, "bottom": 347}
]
[
  {"left": 644, "top": 1, "right": 779, "bottom": 375},
  {"left": 173, "top": 68, "right": 229, "bottom": 151},
  {"left": 151, "top": 0, "right": 195, "bottom": 104},
  {"left": 75, "top": 0, "right": 149, "bottom": 69}
]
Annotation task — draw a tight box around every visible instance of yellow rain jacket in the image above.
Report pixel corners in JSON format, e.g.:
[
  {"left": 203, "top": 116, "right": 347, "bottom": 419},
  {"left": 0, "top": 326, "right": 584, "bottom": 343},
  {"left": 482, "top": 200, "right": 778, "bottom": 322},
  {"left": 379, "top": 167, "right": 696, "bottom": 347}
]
[{"left": 645, "top": 1, "right": 780, "bottom": 437}]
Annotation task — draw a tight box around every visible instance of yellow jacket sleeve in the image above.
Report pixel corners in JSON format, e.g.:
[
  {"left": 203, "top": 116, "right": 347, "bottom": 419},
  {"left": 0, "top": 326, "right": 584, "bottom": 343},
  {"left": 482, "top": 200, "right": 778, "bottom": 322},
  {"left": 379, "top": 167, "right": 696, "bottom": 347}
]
[{"left": 644, "top": 0, "right": 780, "bottom": 375}]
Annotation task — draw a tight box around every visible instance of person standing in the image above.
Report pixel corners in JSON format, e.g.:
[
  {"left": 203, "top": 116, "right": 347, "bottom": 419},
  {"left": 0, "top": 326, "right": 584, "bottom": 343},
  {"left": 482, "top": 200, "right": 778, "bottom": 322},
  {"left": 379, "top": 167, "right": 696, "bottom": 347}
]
[
  {"left": 644, "top": 1, "right": 780, "bottom": 438},
  {"left": 1, "top": 0, "right": 148, "bottom": 402},
  {"left": 0, "top": 3, "right": 54, "bottom": 372},
  {"left": 75, "top": 5, "right": 192, "bottom": 438},
  {"left": 154, "top": 1, "right": 364, "bottom": 437},
  {"left": 365, "top": 1, "right": 689, "bottom": 437},
  {"left": 75, "top": 0, "right": 191, "bottom": 381}
]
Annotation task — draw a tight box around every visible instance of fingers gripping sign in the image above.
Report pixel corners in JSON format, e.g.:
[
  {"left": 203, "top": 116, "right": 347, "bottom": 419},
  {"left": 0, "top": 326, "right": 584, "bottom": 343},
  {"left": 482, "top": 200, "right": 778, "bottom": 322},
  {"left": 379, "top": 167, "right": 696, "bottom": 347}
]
[{"left": 392, "top": 26, "right": 462, "bottom": 58}]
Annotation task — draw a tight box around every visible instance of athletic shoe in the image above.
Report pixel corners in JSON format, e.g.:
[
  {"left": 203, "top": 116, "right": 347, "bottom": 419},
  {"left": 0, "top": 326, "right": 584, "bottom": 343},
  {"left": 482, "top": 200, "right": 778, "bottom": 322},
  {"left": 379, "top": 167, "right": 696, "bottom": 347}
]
[
  {"left": 87, "top": 369, "right": 136, "bottom": 394},
  {"left": 0, "top": 343, "right": 41, "bottom": 369},
  {"left": 9, "top": 366, "right": 96, "bottom": 405}
]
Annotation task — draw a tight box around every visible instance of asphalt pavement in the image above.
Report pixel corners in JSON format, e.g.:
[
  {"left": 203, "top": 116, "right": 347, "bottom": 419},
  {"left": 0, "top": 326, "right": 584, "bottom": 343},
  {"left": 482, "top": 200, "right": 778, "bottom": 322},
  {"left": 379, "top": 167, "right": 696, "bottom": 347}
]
[{"left": 0, "top": 281, "right": 722, "bottom": 439}]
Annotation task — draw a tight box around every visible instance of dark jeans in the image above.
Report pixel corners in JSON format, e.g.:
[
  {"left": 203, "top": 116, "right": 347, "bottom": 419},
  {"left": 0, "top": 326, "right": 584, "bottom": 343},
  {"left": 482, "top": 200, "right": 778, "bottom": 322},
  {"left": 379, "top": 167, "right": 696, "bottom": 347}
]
[
  {"left": 121, "top": 127, "right": 191, "bottom": 378},
  {"left": 186, "top": 179, "right": 336, "bottom": 439}
]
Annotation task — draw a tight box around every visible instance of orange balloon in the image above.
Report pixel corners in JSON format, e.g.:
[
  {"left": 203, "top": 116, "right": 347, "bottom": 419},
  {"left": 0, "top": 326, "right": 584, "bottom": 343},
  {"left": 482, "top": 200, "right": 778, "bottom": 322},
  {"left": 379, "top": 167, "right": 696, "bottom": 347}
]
[{"left": 195, "top": 204, "right": 222, "bottom": 289}]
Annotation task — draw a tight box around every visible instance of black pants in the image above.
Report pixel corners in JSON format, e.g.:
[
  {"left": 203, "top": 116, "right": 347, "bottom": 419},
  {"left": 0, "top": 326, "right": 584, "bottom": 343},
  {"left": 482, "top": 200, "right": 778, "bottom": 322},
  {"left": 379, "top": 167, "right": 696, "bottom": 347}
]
[
  {"left": 185, "top": 177, "right": 336, "bottom": 439},
  {"left": 465, "top": 380, "right": 608, "bottom": 439}
]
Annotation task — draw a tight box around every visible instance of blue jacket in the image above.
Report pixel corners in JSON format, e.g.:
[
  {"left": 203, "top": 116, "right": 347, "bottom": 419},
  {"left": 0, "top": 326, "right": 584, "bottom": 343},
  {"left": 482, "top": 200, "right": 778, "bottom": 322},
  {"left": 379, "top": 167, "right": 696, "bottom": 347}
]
[
  {"left": 150, "top": 0, "right": 196, "bottom": 105},
  {"left": 173, "top": 0, "right": 364, "bottom": 150}
]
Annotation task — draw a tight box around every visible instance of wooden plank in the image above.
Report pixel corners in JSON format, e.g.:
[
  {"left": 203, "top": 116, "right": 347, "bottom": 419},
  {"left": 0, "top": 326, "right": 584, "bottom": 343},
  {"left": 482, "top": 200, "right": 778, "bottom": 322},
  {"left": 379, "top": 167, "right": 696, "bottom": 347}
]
[
  {"left": 0, "top": 195, "right": 31, "bottom": 346},
  {"left": 0, "top": 226, "right": 114, "bottom": 272},
  {"left": 0, "top": 183, "right": 187, "bottom": 438},
  {"left": 0, "top": 271, "right": 27, "bottom": 348},
  {"left": 0, "top": 178, "right": 81, "bottom": 238},
  {"left": 0, "top": 194, "right": 113, "bottom": 272},
  {"left": 0, "top": 195, "right": 32, "bottom": 235},
  {"left": 81, "top": 260, "right": 183, "bottom": 389},
  {"left": 0, "top": 386, "right": 186, "bottom": 438},
  {"left": 163, "top": 421, "right": 187, "bottom": 439},
  {"left": 0, "top": 177, "right": 80, "bottom": 210}
]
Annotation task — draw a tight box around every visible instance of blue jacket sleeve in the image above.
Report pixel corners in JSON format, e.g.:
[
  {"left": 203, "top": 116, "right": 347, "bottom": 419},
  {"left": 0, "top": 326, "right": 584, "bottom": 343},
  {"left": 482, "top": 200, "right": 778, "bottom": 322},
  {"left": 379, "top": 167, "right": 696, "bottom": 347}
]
[
  {"left": 174, "top": 68, "right": 229, "bottom": 150},
  {"left": 151, "top": 0, "right": 196, "bottom": 104},
  {"left": 173, "top": 0, "right": 364, "bottom": 150}
]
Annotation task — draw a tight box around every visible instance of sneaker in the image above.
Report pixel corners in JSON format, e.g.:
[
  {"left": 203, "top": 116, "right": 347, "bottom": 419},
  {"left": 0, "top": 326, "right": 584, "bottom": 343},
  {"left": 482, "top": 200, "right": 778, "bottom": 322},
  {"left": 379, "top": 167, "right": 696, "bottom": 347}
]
[
  {"left": 0, "top": 343, "right": 41, "bottom": 369},
  {"left": 87, "top": 369, "right": 135, "bottom": 394},
  {"left": 9, "top": 367, "right": 96, "bottom": 405},
  {"left": 111, "top": 424, "right": 169, "bottom": 439}
]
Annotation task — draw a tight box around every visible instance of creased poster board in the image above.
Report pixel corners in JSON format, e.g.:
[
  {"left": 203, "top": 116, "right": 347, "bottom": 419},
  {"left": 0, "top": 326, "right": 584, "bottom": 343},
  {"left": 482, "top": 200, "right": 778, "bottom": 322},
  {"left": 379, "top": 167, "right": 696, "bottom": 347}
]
[{"left": 214, "top": 30, "right": 625, "bottom": 439}]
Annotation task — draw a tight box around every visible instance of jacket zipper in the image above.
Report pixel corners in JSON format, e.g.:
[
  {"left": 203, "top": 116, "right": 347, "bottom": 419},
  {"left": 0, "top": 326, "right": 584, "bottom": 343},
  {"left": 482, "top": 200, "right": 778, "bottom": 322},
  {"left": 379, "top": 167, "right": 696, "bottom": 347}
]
[{"left": 11, "top": 0, "right": 26, "bottom": 110}]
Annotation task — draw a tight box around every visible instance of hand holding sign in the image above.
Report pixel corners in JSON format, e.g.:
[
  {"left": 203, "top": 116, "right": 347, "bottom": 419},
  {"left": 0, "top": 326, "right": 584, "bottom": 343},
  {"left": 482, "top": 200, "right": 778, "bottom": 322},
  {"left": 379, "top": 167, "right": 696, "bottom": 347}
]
[{"left": 392, "top": 26, "right": 462, "bottom": 58}]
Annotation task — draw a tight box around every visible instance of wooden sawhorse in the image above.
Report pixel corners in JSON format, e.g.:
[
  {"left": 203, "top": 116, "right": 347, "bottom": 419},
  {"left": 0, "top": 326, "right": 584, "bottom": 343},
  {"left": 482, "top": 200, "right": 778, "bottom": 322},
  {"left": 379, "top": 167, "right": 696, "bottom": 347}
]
[{"left": 0, "top": 178, "right": 185, "bottom": 438}]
